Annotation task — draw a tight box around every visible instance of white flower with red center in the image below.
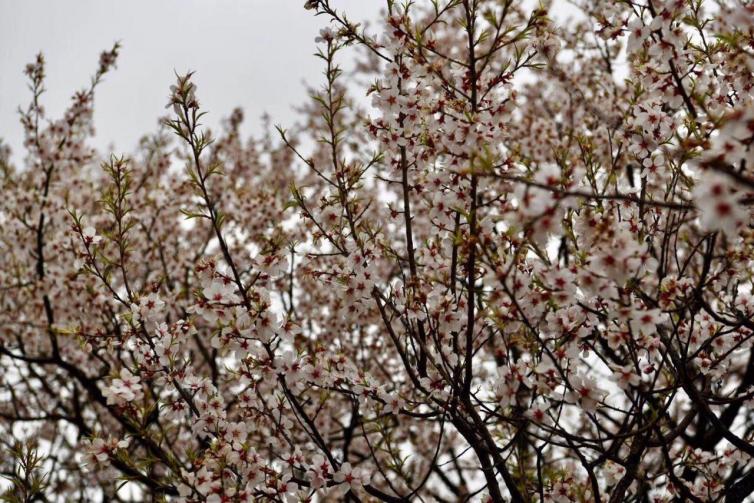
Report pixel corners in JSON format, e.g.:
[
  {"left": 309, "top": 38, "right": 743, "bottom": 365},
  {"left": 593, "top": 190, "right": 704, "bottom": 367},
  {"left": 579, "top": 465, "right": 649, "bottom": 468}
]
[
  {"left": 319, "top": 205, "right": 341, "bottom": 228},
  {"left": 526, "top": 398, "right": 550, "bottom": 424},
  {"left": 566, "top": 374, "right": 607, "bottom": 413},
  {"left": 165, "top": 399, "right": 187, "bottom": 420},
  {"left": 373, "top": 86, "right": 403, "bottom": 117},
  {"left": 284, "top": 449, "right": 305, "bottom": 473},
  {"left": 547, "top": 479, "right": 574, "bottom": 503},
  {"left": 276, "top": 350, "right": 305, "bottom": 386},
  {"left": 85, "top": 437, "right": 128, "bottom": 465},
  {"left": 630, "top": 308, "right": 662, "bottom": 336},
  {"left": 626, "top": 19, "right": 650, "bottom": 54},
  {"left": 613, "top": 364, "right": 641, "bottom": 390},
  {"left": 314, "top": 27, "right": 335, "bottom": 44},
  {"left": 259, "top": 472, "right": 299, "bottom": 501},
  {"left": 709, "top": 106, "right": 754, "bottom": 167},
  {"left": 306, "top": 454, "right": 332, "bottom": 489},
  {"left": 601, "top": 226, "right": 645, "bottom": 283},
  {"left": 334, "top": 462, "right": 370, "bottom": 491},
  {"left": 254, "top": 311, "right": 278, "bottom": 342},
  {"left": 534, "top": 359, "right": 560, "bottom": 392},
  {"left": 224, "top": 421, "right": 248, "bottom": 450},
  {"left": 378, "top": 387, "right": 404, "bottom": 415},
  {"left": 512, "top": 166, "right": 567, "bottom": 246},
  {"left": 103, "top": 368, "right": 143, "bottom": 405},
  {"left": 154, "top": 324, "right": 176, "bottom": 367},
  {"left": 428, "top": 192, "right": 455, "bottom": 228},
  {"left": 693, "top": 170, "right": 748, "bottom": 236},
  {"left": 543, "top": 267, "right": 577, "bottom": 300},
  {"left": 192, "top": 279, "right": 239, "bottom": 324},
  {"left": 735, "top": 292, "right": 754, "bottom": 316},
  {"left": 192, "top": 465, "right": 218, "bottom": 496},
  {"left": 549, "top": 305, "right": 587, "bottom": 333},
  {"left": 133, "top": 292, "right": 165, "bottom": 323},
  {"left": 237, "top": 390, "right": 256, "bottom": 409},
  {"left": 203, "top": 279, "right": 239, "bottom": 305},
  {"left": 181, "top": 373, "right": 208, "bottom": 393},
  {"left": 81, "top": 225, "right": 103, "bottom": 246},
  {"left": 256, "top": 253, "right": 288, "bottom": 277},
  {"left": 305, "top": 361, "right": 330, "bottom": 386},
  {"left": 634, "top": 104, "right": 671, "bottom": 138}
]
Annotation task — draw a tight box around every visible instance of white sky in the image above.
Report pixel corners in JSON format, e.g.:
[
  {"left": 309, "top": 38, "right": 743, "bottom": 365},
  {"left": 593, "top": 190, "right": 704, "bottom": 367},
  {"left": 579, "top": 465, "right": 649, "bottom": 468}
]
[{"left": 0, "top": 0, "right": 382, "bottom": 164}]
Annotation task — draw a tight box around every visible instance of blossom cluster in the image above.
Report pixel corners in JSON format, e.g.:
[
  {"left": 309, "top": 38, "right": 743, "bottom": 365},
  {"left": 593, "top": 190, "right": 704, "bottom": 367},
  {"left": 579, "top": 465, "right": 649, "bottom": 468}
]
[{"left": 2, "top": 1, "right": 754, "bottom": 502}]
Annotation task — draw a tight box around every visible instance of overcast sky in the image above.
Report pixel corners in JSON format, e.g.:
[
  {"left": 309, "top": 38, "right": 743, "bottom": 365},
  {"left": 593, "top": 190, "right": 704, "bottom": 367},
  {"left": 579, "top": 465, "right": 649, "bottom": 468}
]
[{"left": 0, "top": 0, "right": 382, "bottom": 163}]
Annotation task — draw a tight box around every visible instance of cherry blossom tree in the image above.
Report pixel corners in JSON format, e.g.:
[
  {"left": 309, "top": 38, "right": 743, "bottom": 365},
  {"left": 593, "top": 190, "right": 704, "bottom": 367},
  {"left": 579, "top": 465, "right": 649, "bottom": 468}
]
[{"left": 2, "top": 0, "right": 754, "bottom": 501}]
